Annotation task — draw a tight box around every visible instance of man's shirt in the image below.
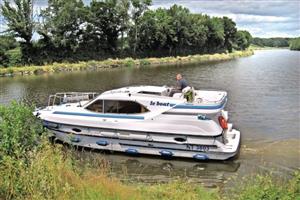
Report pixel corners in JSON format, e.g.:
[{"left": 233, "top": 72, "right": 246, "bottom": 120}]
[{"left": 177, "top": 79, "right": 188, "bottom": 90}]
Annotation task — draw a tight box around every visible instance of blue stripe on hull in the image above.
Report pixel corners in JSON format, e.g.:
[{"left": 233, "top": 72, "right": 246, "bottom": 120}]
[
  {"left": 174, "top": 98, "right": 227, "bottom": 110},
  {"left": 53, "top": 111, "right": 144, "bottom": 120}
]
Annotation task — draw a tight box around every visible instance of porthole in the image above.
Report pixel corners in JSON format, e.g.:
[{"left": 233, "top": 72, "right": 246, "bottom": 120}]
[
  {"left": 72, "top": 128, "right": 82, "bottom": 133},
  {"left": 174, "top": 137, "right": 186, "bottom": 142}
]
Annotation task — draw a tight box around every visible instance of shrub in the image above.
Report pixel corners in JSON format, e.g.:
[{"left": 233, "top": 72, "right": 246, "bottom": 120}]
[
  {"left": 229, "top": 172, "right": 300, "bottom": 200},
  {"left": 290, "top": 38, "right": 300, "bottom": 51},
  {"left": 140, "top": 59, "right": 151, "bottom": 66},
  {"left": 123, "top": 58, "right": 136, "bottom": 67},
  {"left": 7, "top": 48, "right": 22, "bottom": 66},
  {"left": 0, "top": 49, "right": 10, "bottom": 67},
  {"left": 0, "top": 101, "right": 44, "bottom": 160}
]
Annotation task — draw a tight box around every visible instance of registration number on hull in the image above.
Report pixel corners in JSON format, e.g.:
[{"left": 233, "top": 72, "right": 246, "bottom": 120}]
[{"left": 186, "top": 144, "right": 210, "bottom": 152}]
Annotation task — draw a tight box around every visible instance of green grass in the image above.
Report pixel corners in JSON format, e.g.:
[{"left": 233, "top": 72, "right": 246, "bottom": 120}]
[
  {"left": 289, "top": 38, "right": 300, "bottom": 51},
  {"left": 228, "top": 172, "right": 300, "bottom": 200},
  {"left": 0, "top": 50, "right": 254, "bottom": 77},
  {"left": 249, "top": 44, "right": 289, "bottom": 50},
  {"left": 0, "top": 102, "right": 298, "bottom": 200}
]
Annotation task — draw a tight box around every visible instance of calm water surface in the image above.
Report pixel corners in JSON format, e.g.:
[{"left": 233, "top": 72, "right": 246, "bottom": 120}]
[{"left": 0, "top": 49, "right": 299, "bottom": 187}]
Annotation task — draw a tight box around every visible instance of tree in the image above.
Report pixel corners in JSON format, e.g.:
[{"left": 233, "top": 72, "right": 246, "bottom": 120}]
[
  {"left": 205, "top": 16, "right": 224, "bottom": 53},
  {"left": 0, "top": 34, "right": 18, "bottom": 51},
  {"left": 88, "top": 0, "right": 123, "bottom": 54},
  {"left": 188, "top": 14, "right": 208, "bottom": 54},
  {"left": 130, "top": 0, "right": 152, "bottom": 54},
  {"left": 0, "top": 49, "right": 10, "bottom": 67},
  {"left": 289, "top": 37, "right": 300, "bottom": 50},
  {"left": 167, "top": 5, "right": 191, "bottom": 55},
  {"left": 235, "top": 31, "right": 248, "bottom": 50},
  {"left": 38, "top": 0, "right": 88, "bottom": 60},
  {"left": 117, "top": 0, "right": 130, "bottom": 52},
  {"left": 222, "top": 16, "right": 237, "bottom": 52},
  {"left": 1, "top": 0, "right": 34, "bottom": 63},
  {"left": 0, "top": 34, "right": 18, "bottom": 67},
  {"left": 251, "top": 37, "right": 289, "bottom": 47},
  {"left": 1, "top": 0, "right": 246, "bottom": 65}
]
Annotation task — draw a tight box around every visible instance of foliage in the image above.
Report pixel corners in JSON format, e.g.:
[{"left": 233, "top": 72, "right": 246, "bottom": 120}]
[
  {"left": 235, "top": 30, "right": 252, "bottom": 50},
  {"left": 37, "top": 0, "right": 88, "bottom": 61},
  {"left": 0, "top": 49, "right": 10, "bottom": 67},
  {"left": 130, "top": 0, "right": 152, "bottom": 54},
  {"left": 0, "top": 35, "right": 18, "bottom": 51},
  {"left": 222, "top": 17, "right": 237, "bottom": 52},
  {"left": 229, "top": 172, "right": 300, "bottom": 200},
  {"left": 0, "top": 35, "right": 19, "bottom": 67},
  {"left": 0, "top": 101, "right": 44, "bottom": 160},
  {"left": 138, "top": 181, "right": 219, "bottom": 200},
  {"left": 6, "top": 48, "right": 22, "bottom": 66},
  {"left": 1, "top": 0, "right": 35, "bottom": 63},
  {"left": 251, "top": 37, "right": 290, "bottom": 47},
  {"left": 0, "top": 102, "right": 215, "bottom": 200},
  {"left": 0, "top": 50, "right": 254, "bottom": 76},
  {"left": 1, "top": 0, "right": 252, "bottom": 66},
  {"left": 289, "top": 37, "right": 300, "bottom": 50}
]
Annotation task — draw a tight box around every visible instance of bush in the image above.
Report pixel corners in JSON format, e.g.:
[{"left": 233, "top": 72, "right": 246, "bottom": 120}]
[
  {"left": 229, "top": 172, "right": 300, "bottom": 200},
  {"left": 7, "top": 48, "right": 22, "bottom": 66},
  {"left": 290, "top": 38, "right": 300, "bottom": 51},
  {"left": 0, "top": 35, "right": 18, "bottom": 51},
  {"left": 0, "top": 49, "right": 10, "bottom": 67},
  {"left": 123, "top": 58, "right": 136, "bottom": 67},
  {"left": 140, "top": 59, "right": 151, "bottom": 66},
  {"left": 0, "top": 101, "right": 44, "bottom": 160}
]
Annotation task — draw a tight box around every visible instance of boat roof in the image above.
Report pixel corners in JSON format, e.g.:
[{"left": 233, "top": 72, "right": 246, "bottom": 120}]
[{"left": 102, "top": 85, "right": 167, "bottom": 95}]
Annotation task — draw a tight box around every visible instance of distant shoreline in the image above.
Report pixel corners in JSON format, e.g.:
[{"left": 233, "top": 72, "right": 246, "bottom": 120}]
[
  {"left": 249, "top": 45, "right": 289, "bottom": 50},
  {"left": 0, "top": 50, "right": 254, "bottom": 78}
]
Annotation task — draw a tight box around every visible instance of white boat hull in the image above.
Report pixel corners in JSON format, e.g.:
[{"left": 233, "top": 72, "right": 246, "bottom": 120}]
[{"left": 47, "top": 126, "right": 240, "bottom": 161}]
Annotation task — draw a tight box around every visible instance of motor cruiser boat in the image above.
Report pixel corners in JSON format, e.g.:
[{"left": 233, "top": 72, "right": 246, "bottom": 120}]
[{"left": 34, "top": 85, "right": 241, "bottom": 160}]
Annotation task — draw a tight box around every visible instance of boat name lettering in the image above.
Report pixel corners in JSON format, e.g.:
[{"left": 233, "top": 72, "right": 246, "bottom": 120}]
[{"left": 150, "top": 101, "right": 172, "bottom": 107}]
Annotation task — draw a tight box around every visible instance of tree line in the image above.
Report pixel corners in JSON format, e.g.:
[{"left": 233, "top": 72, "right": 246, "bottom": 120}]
[
  {"left": 0, "top": 0, "right": 252, "bottom": 67},
  {"left": 251, "top": 37, "right": 290, "bottom": 48}
]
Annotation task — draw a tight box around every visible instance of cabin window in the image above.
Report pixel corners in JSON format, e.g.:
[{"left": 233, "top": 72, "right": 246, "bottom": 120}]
[
  {"left": 86, "top": 100, "right": 103, "bottom": 113},
  {"left": 104, "top": 100, "right": 119, "bottom": 113},
  {"left": 104, "top": 100, "right": 148, "bottom": 114}
]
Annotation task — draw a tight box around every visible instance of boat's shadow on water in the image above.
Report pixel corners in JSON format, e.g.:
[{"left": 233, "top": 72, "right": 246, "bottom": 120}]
[{"left": 54, "top": 139, "right": 240, "bottom": 187}]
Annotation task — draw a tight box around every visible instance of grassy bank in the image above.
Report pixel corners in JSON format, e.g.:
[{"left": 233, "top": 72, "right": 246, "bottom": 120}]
[
  {"left": 289, "top": 38, "right": 300, "bottom": 51},
  {"left": 249, "top": 44, "right": 289, "bottom": 50},
  {"left": 0, "top": 50, "right": 253, "bottom": 77},
  {"left": 0, "top": 102, "right": 299, "bottom": 200}
]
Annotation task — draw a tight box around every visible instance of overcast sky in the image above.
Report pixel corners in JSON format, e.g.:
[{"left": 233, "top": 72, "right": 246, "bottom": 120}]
[{"left": 0, "top": 0, "right": 299, "bottom": 38}]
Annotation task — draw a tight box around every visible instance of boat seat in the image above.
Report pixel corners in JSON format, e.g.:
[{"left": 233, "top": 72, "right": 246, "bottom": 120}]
[{"left": 172, "top": 93, "right": 183, "bottom": 98}]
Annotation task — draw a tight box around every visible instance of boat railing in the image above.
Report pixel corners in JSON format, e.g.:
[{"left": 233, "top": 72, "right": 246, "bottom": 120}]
[{"left": 47, "top": 92, "right": 99, "bottom": 107}]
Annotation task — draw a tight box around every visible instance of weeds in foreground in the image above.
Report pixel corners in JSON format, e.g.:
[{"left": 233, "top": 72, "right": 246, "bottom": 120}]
[
  {"left": 228, "top": 172, "right": 300, "bottom": 200},
  {"left": 0, "top": 102, "right": 299, "bottom": 200}
]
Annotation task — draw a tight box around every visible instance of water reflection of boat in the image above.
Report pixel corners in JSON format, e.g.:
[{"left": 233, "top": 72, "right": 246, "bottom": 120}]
[
  {"left": 35, "top": 85, "right": 241, "bottom": 160},
  {"left": 79, "top": 152, "right": 240, "bottom": 185}
]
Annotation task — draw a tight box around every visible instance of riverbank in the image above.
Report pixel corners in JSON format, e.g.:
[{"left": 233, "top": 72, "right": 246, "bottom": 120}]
[
  {"left": 0, "top": 50, "right": 253, "bottom": 77},
  {"left": 249, "top": 44, "right": 289, "bottom": 50},
  {"left": 0, "top": 102, "right": 299, "bottom": 200}
]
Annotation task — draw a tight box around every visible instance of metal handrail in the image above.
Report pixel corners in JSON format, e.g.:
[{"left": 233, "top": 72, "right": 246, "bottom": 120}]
[{"left": 47, "top": 92, "right": 99, "bottom": 108}]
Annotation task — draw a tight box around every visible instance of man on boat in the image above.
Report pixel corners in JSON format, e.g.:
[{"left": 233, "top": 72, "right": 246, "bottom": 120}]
[{"left": 169, "top": 74, "right": 188, "bottom": 96}]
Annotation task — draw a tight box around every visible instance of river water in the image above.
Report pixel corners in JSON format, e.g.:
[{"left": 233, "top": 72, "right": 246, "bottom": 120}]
[{"left": 0, "top": 49, "right": 299, "bottom": 188}]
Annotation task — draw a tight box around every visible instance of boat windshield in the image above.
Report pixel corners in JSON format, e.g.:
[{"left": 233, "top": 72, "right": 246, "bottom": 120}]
[{"left": 86, "top": 100, "right": 148, "bottom": 114}]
